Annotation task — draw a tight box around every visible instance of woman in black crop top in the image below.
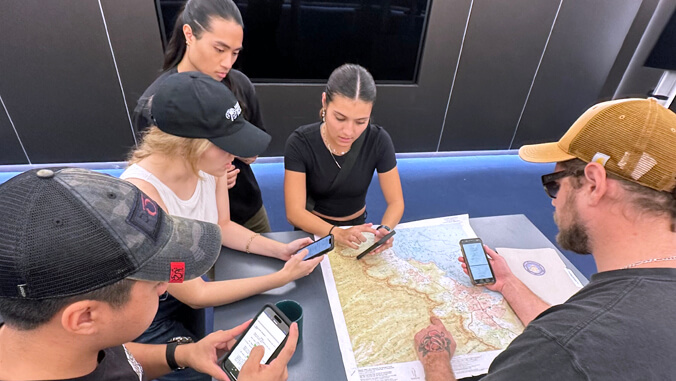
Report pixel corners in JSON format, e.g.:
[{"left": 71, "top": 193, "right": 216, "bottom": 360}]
[{"left": 284, "top": 64, "right": 405, "bottom": 251}]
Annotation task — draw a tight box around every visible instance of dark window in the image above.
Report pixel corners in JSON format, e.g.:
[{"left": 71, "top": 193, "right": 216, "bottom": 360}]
[
  {"left": 645, "top": 9, "right": 676, "bottom": 71},
  {"left": 156, "top": 0, "right": 432, "bottom": 83}
]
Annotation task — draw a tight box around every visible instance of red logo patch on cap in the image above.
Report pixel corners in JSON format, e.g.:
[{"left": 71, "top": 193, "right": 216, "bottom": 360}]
[{"left": 169, "top": 262, "right": 185, "bottom": 283}]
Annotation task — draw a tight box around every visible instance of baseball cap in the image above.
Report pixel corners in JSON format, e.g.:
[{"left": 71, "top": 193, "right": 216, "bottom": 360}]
[
  {"left": 151, "top": 71, "right": 271, "bottom": 158},
  {"left": 519, "top": 98, "right": 676, "bottom": 193},
  {"left": 0, "top": 168, "right": 222, "bottom": 300}
]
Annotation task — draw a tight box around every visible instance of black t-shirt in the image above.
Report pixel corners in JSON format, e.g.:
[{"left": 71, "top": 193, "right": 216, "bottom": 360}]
[
  {"left": 483, "top": 268, "right": 676, "bottom": 380},
  {"left": 284, "top": 122, "right": 397, "bottom": 217},
  {"left": 132, "top": 68, "right": 265, "bottom": 224},
  {"left": 0, "top": 341, "right": 142, "bottom": 380}
]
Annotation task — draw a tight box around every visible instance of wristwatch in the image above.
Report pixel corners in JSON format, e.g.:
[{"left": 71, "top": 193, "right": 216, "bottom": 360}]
[
  {"left": 377, "top": 224, "right": 392, "bottom": 232},
  {"left": 166, "top": 336, "right": 194, "bottom": 371}
]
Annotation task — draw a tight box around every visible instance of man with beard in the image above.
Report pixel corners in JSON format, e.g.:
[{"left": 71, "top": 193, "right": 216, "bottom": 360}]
[{"left": 414, "top": 98, "right": 676, "bottom": 380}]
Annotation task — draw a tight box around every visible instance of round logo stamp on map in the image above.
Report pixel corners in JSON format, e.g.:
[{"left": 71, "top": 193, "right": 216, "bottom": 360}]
[{"left": 523, "top": 260, "right": 546, "bottom": 276}]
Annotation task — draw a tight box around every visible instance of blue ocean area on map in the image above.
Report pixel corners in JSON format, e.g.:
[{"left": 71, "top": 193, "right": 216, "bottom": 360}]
[{"left": 391, "top": 224, "right": 473, "bottom": 282}]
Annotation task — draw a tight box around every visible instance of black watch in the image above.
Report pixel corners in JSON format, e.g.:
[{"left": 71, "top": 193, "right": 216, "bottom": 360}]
[
  {"left": 166, "top": 336, "right": 194, "bottom": 371},
  {"left": 377, "top": 224, "right": 392, "bottom": 232}
]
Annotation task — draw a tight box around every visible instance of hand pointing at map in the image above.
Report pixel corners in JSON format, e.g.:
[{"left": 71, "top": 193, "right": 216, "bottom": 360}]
[{"left": 414, "top": 316, "right": 456, "bottom": 381}]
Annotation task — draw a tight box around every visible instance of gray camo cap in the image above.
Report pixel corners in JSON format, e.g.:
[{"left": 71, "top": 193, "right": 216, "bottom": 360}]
[{"left": 0, "top": 168, "right": 222, "bottom": 300}]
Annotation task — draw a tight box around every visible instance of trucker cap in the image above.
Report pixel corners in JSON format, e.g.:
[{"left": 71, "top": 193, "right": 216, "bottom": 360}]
[
  {"left": 151, "top": 71, "right": 271, "bottom": 158},
  {"left": 0, "top": 168, "right": 222, "bottom": 300},
  {"left": 519, "top": 98, "right": 676, "bottom": 193}
]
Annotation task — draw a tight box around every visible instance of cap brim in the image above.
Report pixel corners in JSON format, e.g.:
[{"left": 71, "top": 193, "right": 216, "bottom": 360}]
[
  {"left": 518, "top": 141, "right": 576, "bottom": 163},
  {"left": 128, "top": 215, "right": 221, "bottom": 283},
  {"left": 210, "top": 118, "right": 271, "bottom": 158}
]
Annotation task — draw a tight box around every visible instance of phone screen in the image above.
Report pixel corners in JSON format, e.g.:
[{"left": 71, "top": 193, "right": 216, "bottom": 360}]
[
  {"left": 301, "top": 235, "right": 333, "bottom": 260},
  {"left": 462, "top": 242, "right": 493, "bottom": 281},
  {"left": 224, "top": 308, "right": 289, "bottom": 378}
]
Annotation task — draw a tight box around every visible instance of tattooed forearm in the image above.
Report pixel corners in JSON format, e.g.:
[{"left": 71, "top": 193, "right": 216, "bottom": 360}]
[{"left": 418, "top": 330, "right": 453, "bottom": 357}]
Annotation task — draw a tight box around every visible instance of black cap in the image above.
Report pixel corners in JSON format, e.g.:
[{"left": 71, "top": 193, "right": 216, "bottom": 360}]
[
  {"left": 151, "top": 71, "right": 271, "bottom": 158},
  {"left": 0, "top": 168, "right": 222, "bottom": 300}
]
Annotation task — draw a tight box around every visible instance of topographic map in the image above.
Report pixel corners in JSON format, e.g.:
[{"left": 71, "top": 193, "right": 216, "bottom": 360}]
[{"left": 321, "top": 215, "right": 524, "bottom": 380}]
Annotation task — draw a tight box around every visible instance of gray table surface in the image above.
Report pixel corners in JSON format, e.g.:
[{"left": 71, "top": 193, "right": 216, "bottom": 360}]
[{"left": 213, "top": 214, "right": 589, "bottom": 380}]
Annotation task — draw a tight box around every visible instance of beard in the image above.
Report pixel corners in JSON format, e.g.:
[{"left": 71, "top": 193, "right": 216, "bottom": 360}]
[{"left": 554, "top": 191, "right": 592, "bottom": 255}]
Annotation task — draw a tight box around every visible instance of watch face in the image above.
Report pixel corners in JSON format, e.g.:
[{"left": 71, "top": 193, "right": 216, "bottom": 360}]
[{"left": 168, "top": 336, "right": 194, "bottom": 344}]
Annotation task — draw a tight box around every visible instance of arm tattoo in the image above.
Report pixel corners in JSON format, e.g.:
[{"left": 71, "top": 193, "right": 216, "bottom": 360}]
[{"left": 418, "top": 330, "right": 452, "bottom": 357}]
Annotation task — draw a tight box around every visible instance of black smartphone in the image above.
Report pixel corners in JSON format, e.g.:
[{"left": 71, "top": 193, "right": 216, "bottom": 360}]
[
  {"left": 221, "top": 304, "right": 291, "bottom": 380},
  {"left": 459, "top": 238, "right": 496, "bottom": 285},
  {"left": 356, "top": 230, "right": 396, "bottom": 260},
  {"left": 299, "top": 234, "right": 334, "bottom": 260}
]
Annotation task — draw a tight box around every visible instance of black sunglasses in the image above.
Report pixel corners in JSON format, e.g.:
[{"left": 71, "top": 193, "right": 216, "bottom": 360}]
[{"left": 541, "top": 170, "right": 581, "bottom": 199}]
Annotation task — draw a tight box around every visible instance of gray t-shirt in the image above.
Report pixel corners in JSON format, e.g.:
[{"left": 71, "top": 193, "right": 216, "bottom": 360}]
[{"left": 483, "top": 268, "right": 676, "bottom": 380}]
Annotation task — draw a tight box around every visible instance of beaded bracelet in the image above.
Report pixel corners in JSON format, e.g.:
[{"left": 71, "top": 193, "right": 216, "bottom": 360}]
[{"left": 245, "top": 233, "right": 260, "bottom": 254}]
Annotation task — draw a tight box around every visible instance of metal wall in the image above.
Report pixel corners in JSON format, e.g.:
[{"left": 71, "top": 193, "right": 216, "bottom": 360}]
[
  {"left": 0, "top": 0, "right": 661, "bottom": 164},
  {"left": 0, "top": 0, "right": 163, "bottom": 165}
]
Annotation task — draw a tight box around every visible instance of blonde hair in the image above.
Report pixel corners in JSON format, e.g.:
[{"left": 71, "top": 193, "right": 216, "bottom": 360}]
[{"left": 128, "top": 127, "right": 212, "bottom": 176}]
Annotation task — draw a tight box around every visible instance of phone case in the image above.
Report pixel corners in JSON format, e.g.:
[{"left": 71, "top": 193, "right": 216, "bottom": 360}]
[
  {"left": 356, "top": 230, "right": 396, "bottom": 260},
  {"left": 221, "top": 304, "right": 292, "bottom": 379},
  {"left": 303, "top": 234, "right": 335, "bottom": 260},
  {"left": 459, "top": 238, "right": 496, "bottom": 285}
]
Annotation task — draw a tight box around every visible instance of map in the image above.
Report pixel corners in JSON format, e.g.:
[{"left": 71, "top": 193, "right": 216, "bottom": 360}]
[{"left": 321, "top": 215, "right": 524, "bottom": 380}]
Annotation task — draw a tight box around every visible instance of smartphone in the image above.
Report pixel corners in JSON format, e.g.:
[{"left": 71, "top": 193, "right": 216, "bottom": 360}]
[
  {"left": 356, "top": 230, "right": 396, "bottom": 260},
  {"left": 299, "top": 234, "right": 334, "bottom": 260},
  {"left": 459, "top": 238, "right": 496, "bottom": 285},
  {"left": 221, "top": 304, "right": 291, "bottom": 380}
]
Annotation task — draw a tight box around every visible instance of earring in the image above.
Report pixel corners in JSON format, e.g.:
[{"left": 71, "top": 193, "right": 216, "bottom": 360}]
[{"left": 321, "top": 108, "right": 326, "bottom": 123}]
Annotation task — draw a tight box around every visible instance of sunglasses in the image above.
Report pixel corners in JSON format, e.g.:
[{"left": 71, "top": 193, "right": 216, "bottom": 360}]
[{"left": 541, "top": 170, "right": 581, "bottom": 199}]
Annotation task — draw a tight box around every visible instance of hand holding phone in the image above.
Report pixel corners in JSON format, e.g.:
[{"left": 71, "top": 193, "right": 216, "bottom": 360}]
[
  {"left": 356, "top": 230, "right": 396, "bottom": 260},
  {"left": 297, "top": 234, "right": 334, "bottom": 261},
  {"left": 221, "top": 305, "right": 291, "bottom": 380},
  {"left": 459, "top": 238, "right": 496, "bottom": 285},
  {"left": 236, "top": 323, "right": 299, "bottom": 381}
]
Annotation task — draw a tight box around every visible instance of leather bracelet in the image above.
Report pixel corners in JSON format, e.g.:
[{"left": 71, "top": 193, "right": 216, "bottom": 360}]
[
  {"left": 245, "top": 233, "right": 260, "bottom": 254},
  {"left": 377, "top": 224, "right": 392, "bottom": 232},
  {"left": 166, "top": 342, "right": 183, "bottom": 371},
  {"left": 328, "top": 225, "right": 337, "bottom": 235}
]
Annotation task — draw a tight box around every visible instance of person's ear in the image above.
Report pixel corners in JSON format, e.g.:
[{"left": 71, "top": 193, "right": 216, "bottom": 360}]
[
  {"left": 60, "top": 300, "right": 105, "bottom": 336},
  {"left": 183, "top": 24, "right": 195, "bottom": 47},
  {"left": 322, "top": 92, "right": 327, "bottom": 109},
  {"left": 583, "top": 162, "right": 609, "bottom": 206}
]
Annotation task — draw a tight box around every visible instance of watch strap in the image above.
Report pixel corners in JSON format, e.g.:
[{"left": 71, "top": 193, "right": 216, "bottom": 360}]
[{"left": 166, "top": 342, "right": 184, "bottom": 370}]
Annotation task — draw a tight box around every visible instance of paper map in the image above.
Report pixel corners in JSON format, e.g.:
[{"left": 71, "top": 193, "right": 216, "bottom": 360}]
[{"left": 321, "top": 215, "right": 524, "bottom": 380}]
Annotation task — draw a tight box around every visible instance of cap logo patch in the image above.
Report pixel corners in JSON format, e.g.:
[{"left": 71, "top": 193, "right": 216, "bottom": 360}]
[
  {"left": 225, "top": 102, "right": 241, "bottom": 121},
  {"left": 170, "top": 262, "right": 185, "bottom": 283},
  {"left": 591, "top": 153, "right": 610, "bottom": 166},
  {"left": 17, "top": 284, "right": 27, "bottom": 298},
  {"left": 127, "top": 192, "right": 162, "bottom": 241}
]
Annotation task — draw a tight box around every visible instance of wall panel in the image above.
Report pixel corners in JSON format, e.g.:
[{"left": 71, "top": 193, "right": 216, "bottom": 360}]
[
  {"left": 439, "top": 0, "right": 561, "bottom": 151},
  {"left": 0, "top": 0, "right": 135, "bottom": 163},
  {"left": 0, "top": 101, "right": 28, "bottom": 165},
  {"left": 512, "top": 0, "right": 642, "bottom": 147}
]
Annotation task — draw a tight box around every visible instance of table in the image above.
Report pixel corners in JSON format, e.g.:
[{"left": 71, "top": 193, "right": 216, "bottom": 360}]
[{"left": 213, "top": 214, "right": 589, "bottom": 380}]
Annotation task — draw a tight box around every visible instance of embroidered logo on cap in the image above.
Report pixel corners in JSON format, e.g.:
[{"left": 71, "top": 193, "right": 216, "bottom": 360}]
[
  {"left": 225, "top": 102, "right": 242, "bottom": 121},
  {"left": 127, "top": 192, "right": 162, "bottom": 241},
  {"left": 170, "top": 262, "right": 185, "bottom": 283},
  {"left": 591, "top": 152, "right": 610, "bottom": 166}
]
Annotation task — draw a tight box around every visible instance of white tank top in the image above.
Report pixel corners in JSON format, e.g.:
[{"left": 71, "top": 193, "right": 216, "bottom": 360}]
[{"left": 120, "top": 164, "right": 219, "bottom": 224}]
